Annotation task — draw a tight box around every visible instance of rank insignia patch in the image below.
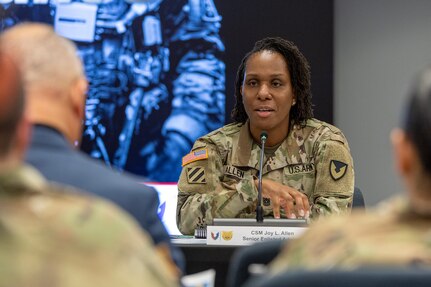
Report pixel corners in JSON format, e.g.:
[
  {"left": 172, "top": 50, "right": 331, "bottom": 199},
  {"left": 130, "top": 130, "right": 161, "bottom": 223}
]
[
  {"left": 187, "top": 166, "right": 206, "bottom": 184},
  {"left": 182, "top": 148, "right": 208, "bottom": 166},
  {"left": 330, "top": 160, "right": 348, "bottom": 181},
  {"left": 222, "top": 231, "right": 233, "bottom": 241}
]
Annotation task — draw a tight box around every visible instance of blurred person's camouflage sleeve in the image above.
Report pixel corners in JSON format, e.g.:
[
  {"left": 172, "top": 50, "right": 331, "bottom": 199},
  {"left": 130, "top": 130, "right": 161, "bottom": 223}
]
[
  {"left": 176, "top": 120, "right": 354, "bottom": 235},
  {"left": 141, "top": 0, "right": 225, "bottom": 182},
  {"left": 269, "top": 196, "right": 431, "bottom": 272},
  {"left": 0, "top": 165, "right": 177, "bottom": 287}
]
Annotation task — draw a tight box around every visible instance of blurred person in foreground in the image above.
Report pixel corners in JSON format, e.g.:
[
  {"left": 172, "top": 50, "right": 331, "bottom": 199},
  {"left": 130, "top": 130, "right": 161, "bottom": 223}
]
[
  {"left": 177, "top": 37, "right": 354, "bottom": 235},
  {"left": 269, "top": 65, "right": 431, "bottom": 273},
  {"left": 0, "top": 38, "right": 176, "bottom": 287},
  {"left": 0, "top": 22, "right": 183, "bottom": 274}
]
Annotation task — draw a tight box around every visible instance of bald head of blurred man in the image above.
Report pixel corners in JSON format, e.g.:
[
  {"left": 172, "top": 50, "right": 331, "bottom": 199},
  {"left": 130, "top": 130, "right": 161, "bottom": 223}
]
[{"left": 0, "top": 23, "right": 88, "bottom": 146}]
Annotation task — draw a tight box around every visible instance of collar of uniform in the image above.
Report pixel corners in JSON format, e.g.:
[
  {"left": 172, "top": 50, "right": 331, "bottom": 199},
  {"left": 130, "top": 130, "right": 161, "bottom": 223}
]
[
  {"left": 270, "top": 124, "right": 299, "bottom": 170},
  {"left": 0, "top": 164, "right": 47, "bottom": 196},
  {"left": 230, "top": 121, "right": 307, "bottom": 172},
  {"left": 231, "top": 121, "right": 259, "bottom": 168}
]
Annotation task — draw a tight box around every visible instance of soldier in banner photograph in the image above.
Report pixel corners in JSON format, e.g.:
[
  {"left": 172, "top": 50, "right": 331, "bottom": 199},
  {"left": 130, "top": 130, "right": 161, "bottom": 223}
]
[
  {"left": 3, "top": 0, "right": 225, "bottom": 182},
  {"left": 112, "top": 0, "right": 225, "bottom": 182}
]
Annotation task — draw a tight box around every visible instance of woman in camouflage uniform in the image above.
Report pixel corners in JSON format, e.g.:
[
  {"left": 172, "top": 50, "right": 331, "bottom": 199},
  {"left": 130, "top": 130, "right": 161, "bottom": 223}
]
[{"left": 177, "top": 37, "right": 354, "bottom": 235}]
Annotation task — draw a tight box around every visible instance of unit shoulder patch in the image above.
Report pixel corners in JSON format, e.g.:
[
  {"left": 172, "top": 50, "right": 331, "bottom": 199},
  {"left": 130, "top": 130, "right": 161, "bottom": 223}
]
[
  {"left": 186, "top": 166, "right": 206, "bottom": 184},
  {"left": 329, "top": 160, "right": 348, "bottom": 181}
]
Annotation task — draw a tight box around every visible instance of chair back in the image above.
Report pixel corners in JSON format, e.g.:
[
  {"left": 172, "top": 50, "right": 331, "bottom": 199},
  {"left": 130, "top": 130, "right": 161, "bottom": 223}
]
[
  {"left": 226, "top": 240, "right": 284, "bottom": 287},
  {"left": 352, "top": 186, "right": 365, "bottom": 209}
]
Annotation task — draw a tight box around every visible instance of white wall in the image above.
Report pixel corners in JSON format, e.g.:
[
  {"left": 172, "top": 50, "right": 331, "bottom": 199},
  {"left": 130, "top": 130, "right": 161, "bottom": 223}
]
[{"left": 335, "top": 0, "right": 431, "bottom": 205}]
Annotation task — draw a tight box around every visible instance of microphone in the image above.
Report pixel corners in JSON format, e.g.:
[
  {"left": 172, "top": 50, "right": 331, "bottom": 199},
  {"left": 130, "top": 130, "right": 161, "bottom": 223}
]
[{"left": 256, "top": 131, "right": 267, "bottom": 223}]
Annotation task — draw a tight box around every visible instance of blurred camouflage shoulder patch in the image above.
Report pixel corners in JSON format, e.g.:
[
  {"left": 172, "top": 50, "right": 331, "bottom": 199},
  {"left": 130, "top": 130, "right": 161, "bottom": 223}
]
[
  {"left": 182, "top": 148, "right": 208, "bottom": 166},
  {"left": 187, "top": 166, "right": 206, "bottom": 184},
  {"left": 330, "top": 160, "right": 348, "bottom": 180}
]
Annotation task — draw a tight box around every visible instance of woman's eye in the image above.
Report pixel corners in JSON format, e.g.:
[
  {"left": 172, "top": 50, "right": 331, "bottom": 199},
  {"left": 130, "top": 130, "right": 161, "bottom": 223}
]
[
  {"left": 247, "top": 80, "right": 258, "bottom": 87},
  {"left": 272, "top": 81, "right": 282, "bottom": 87}
]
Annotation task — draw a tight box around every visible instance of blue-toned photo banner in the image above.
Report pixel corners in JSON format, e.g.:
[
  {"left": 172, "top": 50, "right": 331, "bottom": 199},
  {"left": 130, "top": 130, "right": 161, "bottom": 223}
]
[
  {"left": 1, "top": 0, "right": 226, "bottom": 182},
  {"left": 1, "top": 0, "right": 333, "bottom": 184}
]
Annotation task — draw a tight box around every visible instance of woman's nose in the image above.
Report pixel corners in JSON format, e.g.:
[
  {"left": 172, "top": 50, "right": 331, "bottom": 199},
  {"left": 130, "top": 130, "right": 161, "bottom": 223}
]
[{"left": 257, "top": 84, "right": 271, "bottom": 99}]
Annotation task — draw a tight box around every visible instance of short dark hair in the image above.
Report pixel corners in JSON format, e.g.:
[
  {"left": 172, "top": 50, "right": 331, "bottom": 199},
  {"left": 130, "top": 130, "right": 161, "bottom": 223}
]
[
  {"left": 231, "top": 37, "right": 313, "bottom": 126},
  {"left": 403, "top": 67, "right": 431, "bottom": 174},
  {"left": 0, "top": 54, "right": 23, "bottom": 157}
]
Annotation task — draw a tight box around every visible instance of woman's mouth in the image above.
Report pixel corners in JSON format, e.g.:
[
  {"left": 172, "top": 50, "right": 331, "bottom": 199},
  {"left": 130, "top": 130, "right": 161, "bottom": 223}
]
[{"left": 255, "top": 107, "right": 274, "bottom": 118}]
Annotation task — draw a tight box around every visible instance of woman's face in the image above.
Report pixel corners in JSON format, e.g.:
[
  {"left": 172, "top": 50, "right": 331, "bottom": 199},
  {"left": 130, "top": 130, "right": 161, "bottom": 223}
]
[{"left": 241, "top": 50, "right": 295, "bottom": 143}]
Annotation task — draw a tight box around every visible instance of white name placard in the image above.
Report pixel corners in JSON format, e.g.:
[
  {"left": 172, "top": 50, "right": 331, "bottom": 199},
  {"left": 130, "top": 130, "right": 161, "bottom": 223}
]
[{"left": 206, "top": 225, "right": 307, "bottom": 246}]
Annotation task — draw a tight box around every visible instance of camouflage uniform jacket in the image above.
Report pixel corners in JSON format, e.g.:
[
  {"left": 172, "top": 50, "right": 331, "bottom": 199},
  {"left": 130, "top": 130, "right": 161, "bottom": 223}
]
[
  {"left": 269, "top": 196, "right": 431, "bottom": 273},
  {"left": 177, "top": 118, "right": 354, "bottom": 235},
  {"left": 0, "top": 165, "right": 177, "bottom": 287}
]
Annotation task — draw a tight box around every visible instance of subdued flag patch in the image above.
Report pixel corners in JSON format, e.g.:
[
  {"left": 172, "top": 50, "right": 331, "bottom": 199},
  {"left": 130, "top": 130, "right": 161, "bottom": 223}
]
[
  {"left": 330, "top": 160, "right": 348, "bottom": 181},
  {"left": 187, "top": 166, "right": 206, "bottom": 184},
  {"left": 182, "top": 148, "right": 208, "bottom": 166}
]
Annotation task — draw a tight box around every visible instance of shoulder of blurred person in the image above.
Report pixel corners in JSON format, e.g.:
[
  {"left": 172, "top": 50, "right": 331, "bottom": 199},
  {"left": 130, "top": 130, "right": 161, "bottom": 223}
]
[
  {"left": 25, "top": 124, "right": 185, "bottom": 272},
  {"left": 0, "top": 164, "right": 178, "bottom": 287},
  {"left": 269, "top": 195, "right": 431, "bottom": 274},
  {"left": 26, "top": 124, "right": 166, "bottom": 242}
]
